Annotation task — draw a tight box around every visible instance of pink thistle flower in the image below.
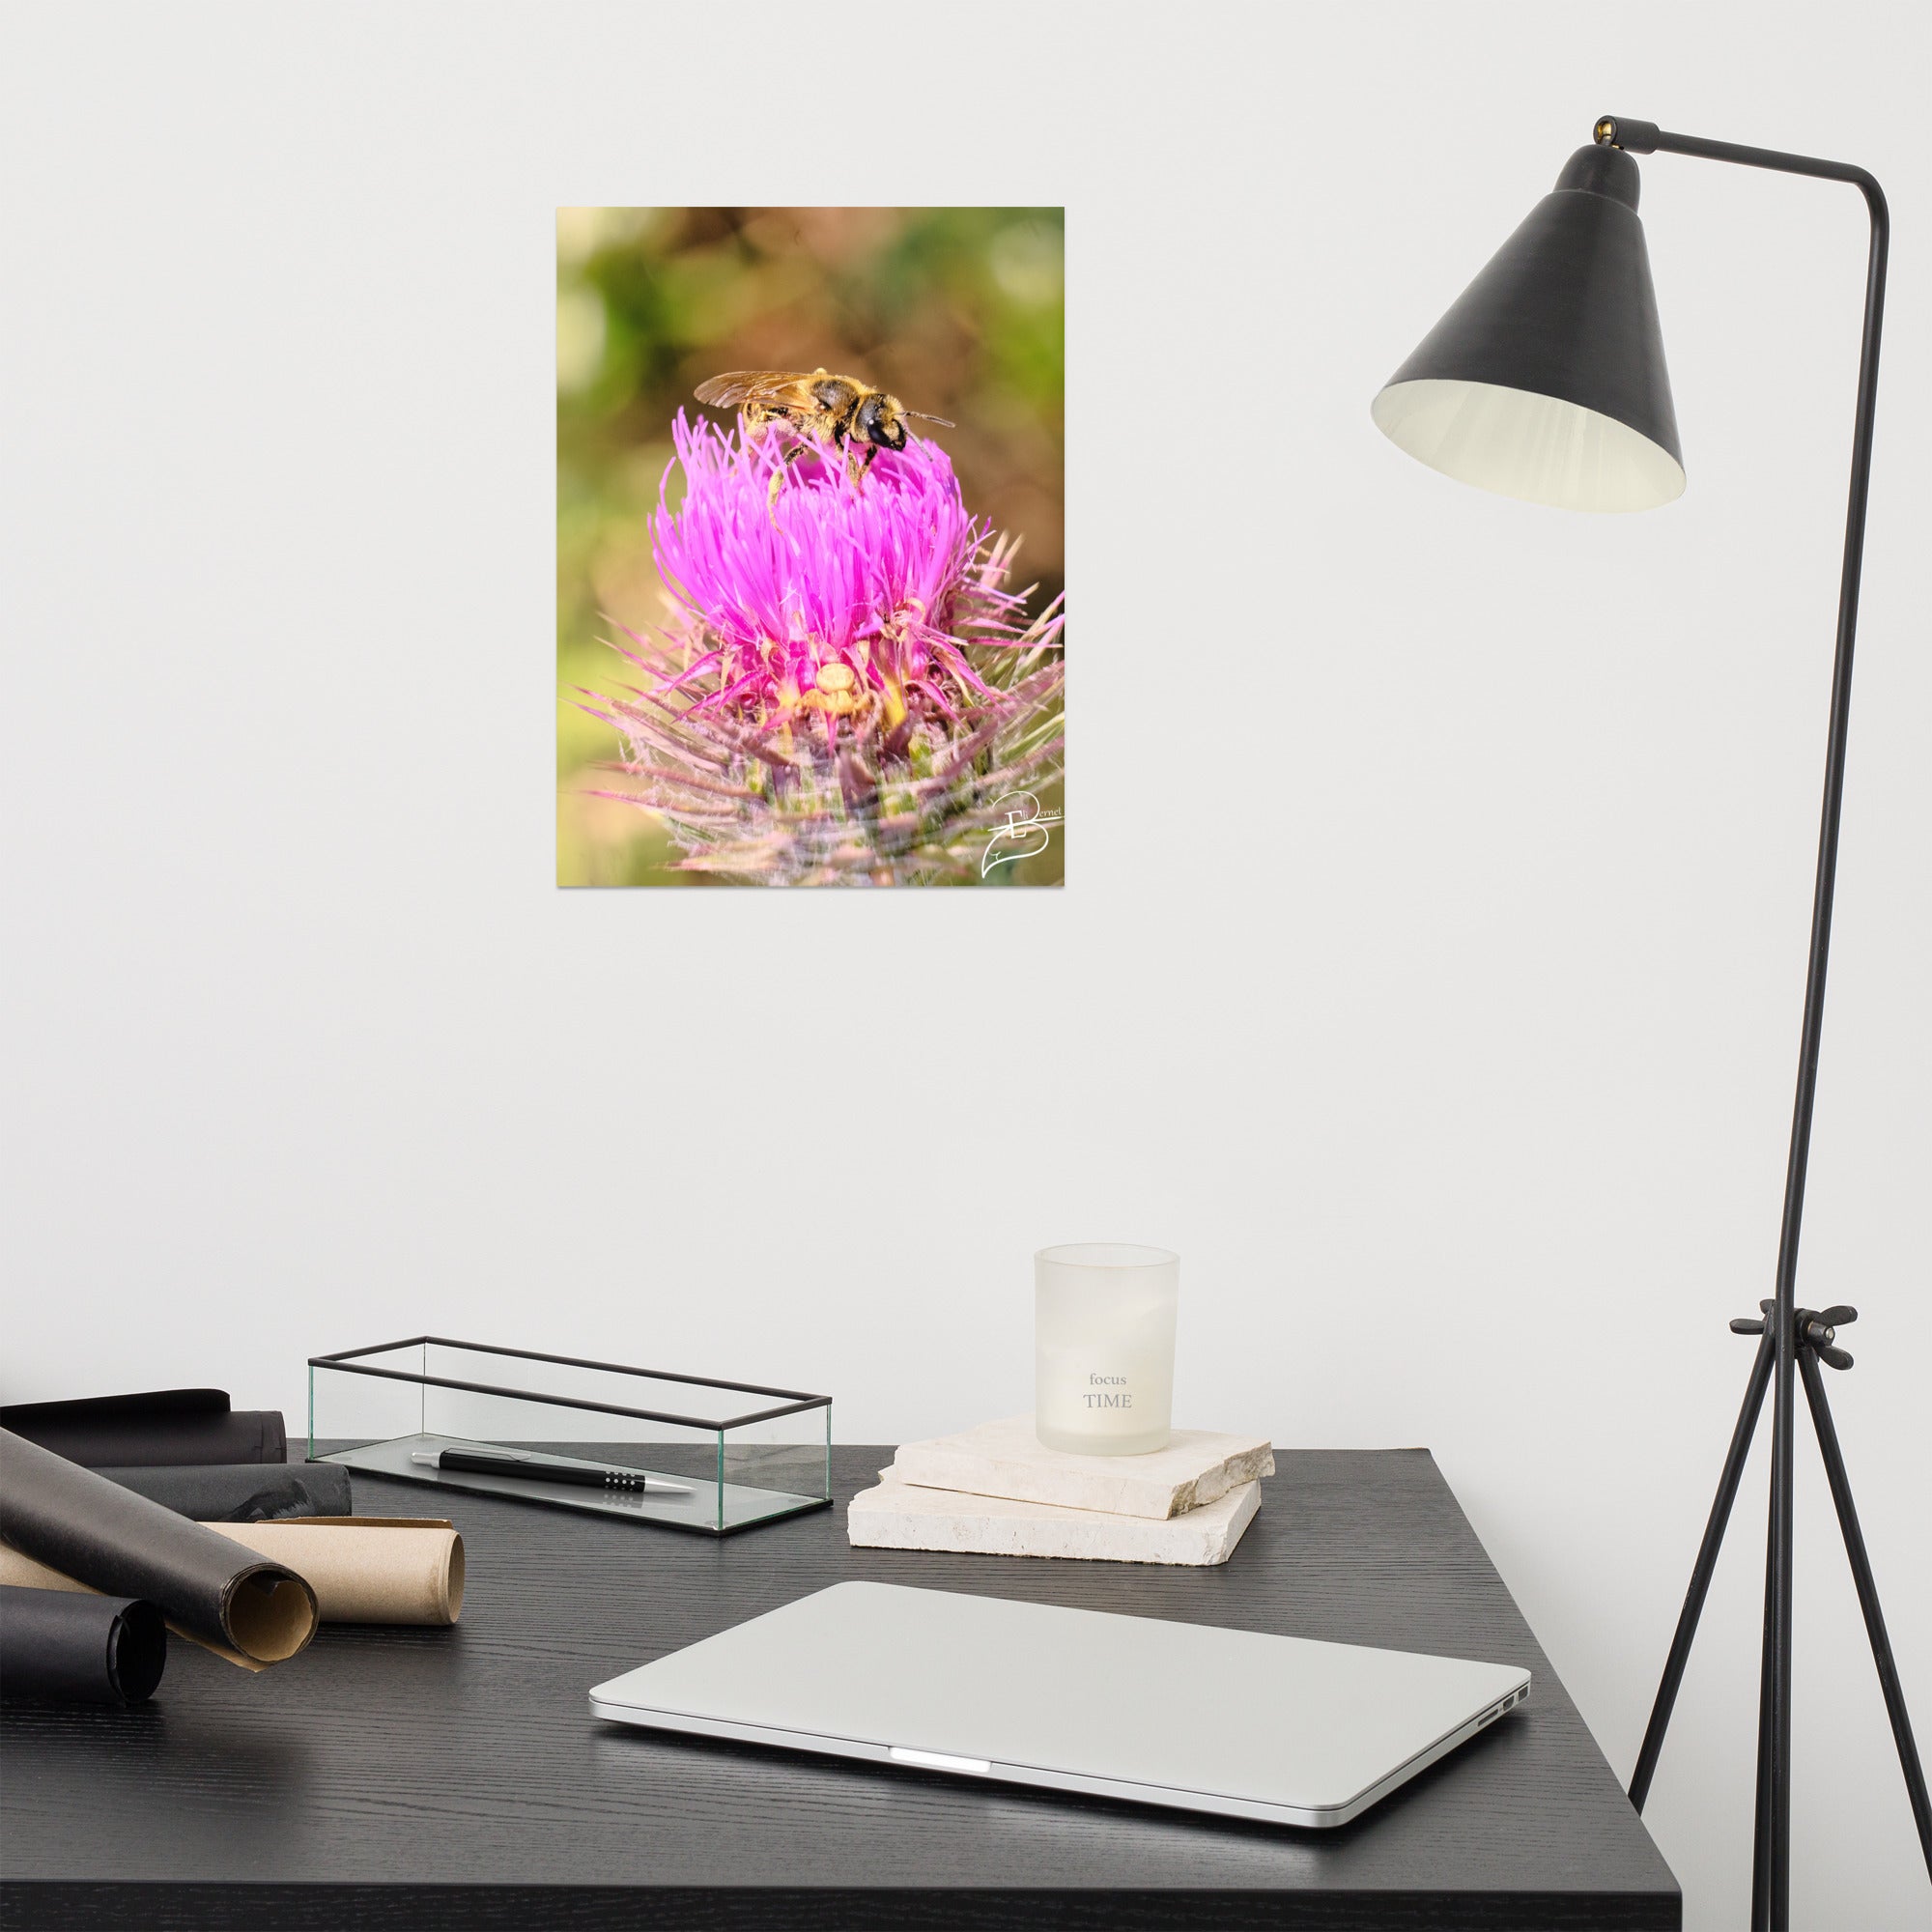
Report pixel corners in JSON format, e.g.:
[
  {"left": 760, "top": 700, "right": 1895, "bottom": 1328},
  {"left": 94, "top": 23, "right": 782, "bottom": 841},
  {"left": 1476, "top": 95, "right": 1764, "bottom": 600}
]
[{"left": 576, "top": 412, "right": 1064, "bottom": 886}]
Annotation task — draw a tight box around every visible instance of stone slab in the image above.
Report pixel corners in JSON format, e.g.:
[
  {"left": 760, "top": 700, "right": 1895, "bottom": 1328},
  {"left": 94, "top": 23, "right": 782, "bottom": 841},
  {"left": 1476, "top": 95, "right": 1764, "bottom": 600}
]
[
  {"left": 890, "top": 1414, "right": 1274, "bottom": 1520},
  {"left": 847, "top": 1466, "right": 1262, "bottom": 1566}
]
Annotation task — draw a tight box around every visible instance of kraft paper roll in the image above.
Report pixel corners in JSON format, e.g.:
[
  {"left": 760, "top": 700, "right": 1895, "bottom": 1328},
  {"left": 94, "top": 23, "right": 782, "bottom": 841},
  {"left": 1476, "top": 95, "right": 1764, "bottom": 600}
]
[
  {"left": 0, "top": 1430, "right": 316, "bottom": 1670},
  {"left": 99, "top": 1462, "right": 353, "bottom": 1522},
  {"left": 201, "top": 1520, "right": 465, "bottom": 1625},
  {"left": 0, "top": 1584, "right": 168, "bottom": 1705},
  {"left": 0, "top": 1522, "right": 464, "bottom": 1630},
  {"left": 0, "top": 1390, "right": 286, "bottom": 1467}
]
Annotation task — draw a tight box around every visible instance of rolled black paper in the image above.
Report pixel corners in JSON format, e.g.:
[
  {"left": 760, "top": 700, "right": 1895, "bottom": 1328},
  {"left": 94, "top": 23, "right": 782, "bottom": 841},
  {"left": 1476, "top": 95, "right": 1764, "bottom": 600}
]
[
  {"left": 95, "top": 1462, "right": 352, "bottom": 1522},
  {"left": 0, "top": 1585, "right": 166, "bottom": 1705},
  {"left": 0, "top": 1390, "right": 286, "bottom": 1467},
  {"left": 0, "top": 1430, "right": 316, "bottom": 1668}
]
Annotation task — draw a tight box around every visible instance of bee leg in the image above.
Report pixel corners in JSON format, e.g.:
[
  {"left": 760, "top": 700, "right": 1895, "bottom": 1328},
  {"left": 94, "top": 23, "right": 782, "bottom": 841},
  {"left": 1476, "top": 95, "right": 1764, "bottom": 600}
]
[
  {"left": 846, "top": 442, "right": 878, "bottom": 487},
  {"left": 766, "top": 442, "right": 810, "bottom": 518}
]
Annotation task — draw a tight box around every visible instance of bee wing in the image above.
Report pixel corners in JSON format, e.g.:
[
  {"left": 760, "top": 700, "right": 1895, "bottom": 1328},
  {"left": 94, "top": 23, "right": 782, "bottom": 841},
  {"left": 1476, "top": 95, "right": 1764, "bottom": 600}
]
[{"left": 694, "top": 371, "right": 818, "bottom": 411}]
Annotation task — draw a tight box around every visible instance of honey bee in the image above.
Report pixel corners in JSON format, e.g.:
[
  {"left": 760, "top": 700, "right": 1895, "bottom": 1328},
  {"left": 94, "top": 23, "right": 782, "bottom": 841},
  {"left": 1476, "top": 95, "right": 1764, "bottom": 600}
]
[{"left": 693, "top": 368, "right": 953, "bottom": 488}]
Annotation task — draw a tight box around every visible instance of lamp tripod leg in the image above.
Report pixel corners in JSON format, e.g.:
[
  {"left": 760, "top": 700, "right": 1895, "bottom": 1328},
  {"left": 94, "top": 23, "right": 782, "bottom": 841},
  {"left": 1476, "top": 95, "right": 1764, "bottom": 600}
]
[
  {"left": 1797, "top": 1349, "right": 1932, "bottom": 1875},
  {"left": 1752, "top": 1450, "right": 1782, "bottom": 1930},
  {"left": 1630, "top": 1326, "right": 1776, "bottom": 1810},
  {"left": 1765, "top": 1301, "right": 1798, "bottom": 1932},
  {"left": 1632, "top": 1295, "right": 1927, "bottom": 1918}
]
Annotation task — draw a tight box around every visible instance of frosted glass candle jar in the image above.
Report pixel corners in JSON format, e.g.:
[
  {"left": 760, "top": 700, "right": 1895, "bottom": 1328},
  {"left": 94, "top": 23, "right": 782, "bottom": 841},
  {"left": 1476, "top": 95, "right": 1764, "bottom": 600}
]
[{"left": 1034, "top": 1243, "right": 1179, "bottom": 1456}]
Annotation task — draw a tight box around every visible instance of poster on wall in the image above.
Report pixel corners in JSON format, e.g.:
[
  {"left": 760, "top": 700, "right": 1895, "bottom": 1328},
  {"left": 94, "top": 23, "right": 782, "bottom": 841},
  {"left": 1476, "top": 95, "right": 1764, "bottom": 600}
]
[{"left": 556, "top": 207, "right": 1065, "bottom": 888}]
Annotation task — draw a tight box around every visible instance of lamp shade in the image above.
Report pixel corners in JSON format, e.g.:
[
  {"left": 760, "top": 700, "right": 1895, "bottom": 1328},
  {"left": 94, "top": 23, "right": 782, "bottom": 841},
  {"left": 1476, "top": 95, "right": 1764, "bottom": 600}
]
[{"left": 1373, "top": 145, "right": 1684, "bottom": 512}]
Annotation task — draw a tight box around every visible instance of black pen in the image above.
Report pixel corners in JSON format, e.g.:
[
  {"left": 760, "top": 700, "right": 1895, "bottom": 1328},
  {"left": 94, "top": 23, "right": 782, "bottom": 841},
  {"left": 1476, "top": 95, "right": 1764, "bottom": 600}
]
[{"left": 411, "top": 1446, "right": 691, "bottom": 1495}]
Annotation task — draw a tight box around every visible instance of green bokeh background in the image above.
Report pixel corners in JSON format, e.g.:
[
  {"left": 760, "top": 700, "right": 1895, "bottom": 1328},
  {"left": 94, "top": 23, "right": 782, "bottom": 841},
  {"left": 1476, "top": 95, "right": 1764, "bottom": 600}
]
[{"left": 556, "top": 207, "right": 1065, "bottom": 887}]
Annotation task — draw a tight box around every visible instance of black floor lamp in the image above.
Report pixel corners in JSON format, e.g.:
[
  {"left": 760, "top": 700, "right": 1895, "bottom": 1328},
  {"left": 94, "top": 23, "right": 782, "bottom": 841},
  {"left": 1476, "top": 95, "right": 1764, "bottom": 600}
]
[{"left": 1371, "top": 116, "right": 1930, "bottom": 1931}]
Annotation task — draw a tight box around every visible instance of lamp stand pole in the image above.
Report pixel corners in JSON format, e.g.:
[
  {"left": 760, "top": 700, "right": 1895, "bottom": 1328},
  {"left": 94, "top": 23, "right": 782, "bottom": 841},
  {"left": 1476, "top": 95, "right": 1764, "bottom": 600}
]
[{"left": 1592, "top": 119, "right": 1929, "bottom": 1931}]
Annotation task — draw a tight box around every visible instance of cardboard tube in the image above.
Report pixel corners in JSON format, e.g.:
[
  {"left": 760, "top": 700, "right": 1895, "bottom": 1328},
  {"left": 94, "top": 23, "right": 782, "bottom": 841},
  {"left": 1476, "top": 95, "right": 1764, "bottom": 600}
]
[
  {"left": 200, "top": 1520, "right": 465, "bottom": 1626},
  {"left": 0, "top": 1430, "right": 316, "bottom": 1669}
]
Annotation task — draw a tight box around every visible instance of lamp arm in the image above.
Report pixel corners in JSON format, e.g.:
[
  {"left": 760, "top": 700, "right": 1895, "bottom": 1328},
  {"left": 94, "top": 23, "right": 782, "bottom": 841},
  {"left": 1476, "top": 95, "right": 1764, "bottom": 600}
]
[
  {"left": 1598, "top": 114, "right": 1890, "bottom": 1932},
  {"left": 1595, "top": 115, "right": 1885, "bottom": 206}
]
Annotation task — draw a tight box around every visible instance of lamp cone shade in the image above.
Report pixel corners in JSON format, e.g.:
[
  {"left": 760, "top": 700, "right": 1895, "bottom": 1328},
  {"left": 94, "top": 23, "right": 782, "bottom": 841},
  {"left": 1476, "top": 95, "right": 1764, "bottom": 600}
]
[{"left": 1373, "top": 145, "right": 1684, "bottom": 512}]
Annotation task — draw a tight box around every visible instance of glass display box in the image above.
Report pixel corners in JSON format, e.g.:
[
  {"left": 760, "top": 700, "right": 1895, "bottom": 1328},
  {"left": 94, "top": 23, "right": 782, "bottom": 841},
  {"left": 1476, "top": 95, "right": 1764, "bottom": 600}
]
[{"left": 309, "top": 1337, "right": 832, "bottom": 1535}]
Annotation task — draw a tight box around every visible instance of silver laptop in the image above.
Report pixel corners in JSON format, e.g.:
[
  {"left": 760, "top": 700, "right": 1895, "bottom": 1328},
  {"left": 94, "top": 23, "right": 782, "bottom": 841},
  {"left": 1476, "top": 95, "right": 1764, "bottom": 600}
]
[{"left": 589, "top": 1581, "right": 1530, "bottom": 1828}]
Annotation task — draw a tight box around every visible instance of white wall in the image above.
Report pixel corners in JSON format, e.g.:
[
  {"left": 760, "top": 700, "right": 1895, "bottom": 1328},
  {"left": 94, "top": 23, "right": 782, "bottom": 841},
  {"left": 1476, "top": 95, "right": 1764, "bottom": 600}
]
[{"left": 3, "top": 3, "right": 1927, "bottom": 1924}]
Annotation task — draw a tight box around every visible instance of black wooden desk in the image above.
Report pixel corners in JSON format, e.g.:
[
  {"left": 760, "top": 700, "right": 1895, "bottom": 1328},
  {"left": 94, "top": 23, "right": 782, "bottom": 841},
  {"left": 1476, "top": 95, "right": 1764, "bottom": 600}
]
[{"left": 1, "top": 1447, "right": 1679, "bottom": 1930}]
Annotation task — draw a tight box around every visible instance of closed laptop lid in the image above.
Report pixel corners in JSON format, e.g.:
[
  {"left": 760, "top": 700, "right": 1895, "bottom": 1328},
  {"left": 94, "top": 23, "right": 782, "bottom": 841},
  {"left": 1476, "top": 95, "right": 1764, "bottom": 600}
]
[{"left": 590, "top": 1580, "right": 1529, "bottom": 1821}]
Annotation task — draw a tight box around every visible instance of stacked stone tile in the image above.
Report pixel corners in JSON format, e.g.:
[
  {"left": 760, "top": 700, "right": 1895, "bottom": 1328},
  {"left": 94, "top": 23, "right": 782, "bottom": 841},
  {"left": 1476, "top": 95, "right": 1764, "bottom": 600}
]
[{"left": 847, "top": 1416, "right": 1273, "bottom": 1567}]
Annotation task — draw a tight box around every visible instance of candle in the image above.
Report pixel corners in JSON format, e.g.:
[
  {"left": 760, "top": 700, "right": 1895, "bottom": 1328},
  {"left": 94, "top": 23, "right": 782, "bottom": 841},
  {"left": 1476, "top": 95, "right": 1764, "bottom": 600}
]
[{"left": 1034, "top": 1244, "right": 1179, "bottom": 1456}]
